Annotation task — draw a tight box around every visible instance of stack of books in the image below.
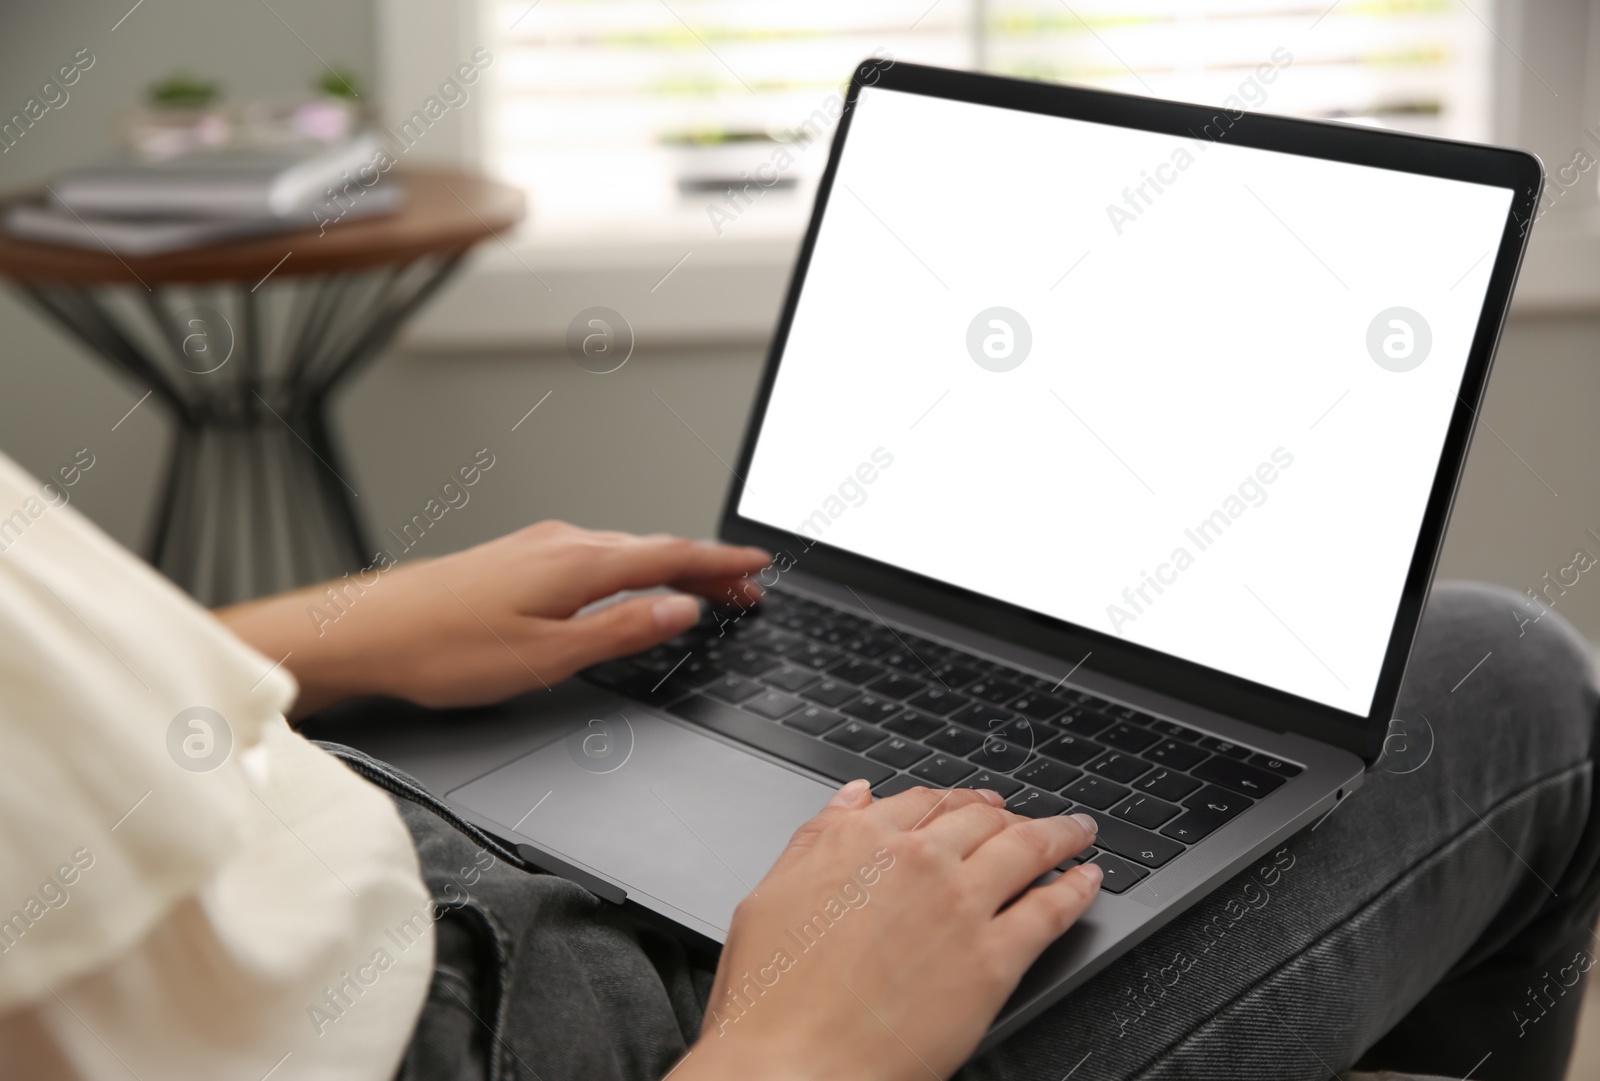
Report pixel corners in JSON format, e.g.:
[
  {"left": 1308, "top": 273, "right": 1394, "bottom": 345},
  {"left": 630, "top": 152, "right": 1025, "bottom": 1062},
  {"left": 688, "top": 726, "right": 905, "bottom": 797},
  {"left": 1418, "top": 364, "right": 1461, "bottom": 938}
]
[{"left": 4, "top": 133, "right": 402, "bottom": 255}]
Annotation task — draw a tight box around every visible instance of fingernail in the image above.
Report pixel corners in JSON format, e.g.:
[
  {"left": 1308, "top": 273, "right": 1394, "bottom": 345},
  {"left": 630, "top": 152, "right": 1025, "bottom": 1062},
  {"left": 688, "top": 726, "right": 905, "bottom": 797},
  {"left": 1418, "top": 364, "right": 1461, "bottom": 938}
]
[
  {"left": 1070, "top": 812, "right": 1099, "bottom": 836},
  {"left": 977, "top": 788, "right": 1006, "bottom": 806},
  {"left": 653, "top": 594, "right": 702, "bottom": 633},
  {"left": 1076, "top": 862, "right": 1104, "bottom": 887},
  {"left": 829, "top": 778, "right": 871, "bottom": 806}
]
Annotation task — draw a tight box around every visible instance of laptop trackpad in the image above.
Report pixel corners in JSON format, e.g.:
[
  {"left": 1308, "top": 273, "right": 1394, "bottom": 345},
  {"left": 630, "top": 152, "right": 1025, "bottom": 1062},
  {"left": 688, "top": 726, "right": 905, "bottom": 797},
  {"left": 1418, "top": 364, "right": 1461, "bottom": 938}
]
[{"left": 447, "top": 710, "right": 835, "bottom": 936}]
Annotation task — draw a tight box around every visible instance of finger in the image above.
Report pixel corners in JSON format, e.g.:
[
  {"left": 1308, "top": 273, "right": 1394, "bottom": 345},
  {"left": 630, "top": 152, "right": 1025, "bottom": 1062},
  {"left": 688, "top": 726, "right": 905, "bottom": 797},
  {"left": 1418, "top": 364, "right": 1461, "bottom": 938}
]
[
  {"left": 553, "top": 592, "right": 704, "bottom": 674},
  {"left": 586, "top": 537, "right": 771, "bottom": 599},
  {"left": 866, "top": 785, "right": 1004, "bottom": 831},
  {"left": 990, "top": 863, "right": 1103, "bottom": 961},
  {"left": 920, "top": 800, "right": 1022, "bottom": 858},
  {"left": 671, "top": 572, "right": 765, "bottom": 608},
  {"left": 966, "top": 813, "right": 1099, "bottom": 908}
]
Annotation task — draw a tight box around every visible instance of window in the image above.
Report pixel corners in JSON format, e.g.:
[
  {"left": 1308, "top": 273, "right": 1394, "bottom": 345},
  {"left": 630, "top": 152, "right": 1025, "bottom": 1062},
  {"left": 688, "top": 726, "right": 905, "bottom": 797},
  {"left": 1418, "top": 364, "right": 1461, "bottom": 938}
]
[
  {"left": 485, "top": 0, "right": 1496, "bottom": 235},
  {"left": 380, "top": 0, "right": 1595, "bottom": 342}
]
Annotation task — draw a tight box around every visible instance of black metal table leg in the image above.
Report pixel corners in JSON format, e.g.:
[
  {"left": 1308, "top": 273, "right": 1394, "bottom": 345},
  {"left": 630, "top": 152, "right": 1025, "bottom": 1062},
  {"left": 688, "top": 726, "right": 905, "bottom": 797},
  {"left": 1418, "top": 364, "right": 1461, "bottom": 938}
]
[{"left": 7, "top": 252, "right": 467, "bottom": 605}]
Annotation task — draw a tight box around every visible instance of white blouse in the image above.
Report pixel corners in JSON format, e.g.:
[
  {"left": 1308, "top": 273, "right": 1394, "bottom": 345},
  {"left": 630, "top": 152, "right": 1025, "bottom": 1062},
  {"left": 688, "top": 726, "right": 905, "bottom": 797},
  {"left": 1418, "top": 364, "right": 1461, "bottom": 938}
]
[{"left": 0, "top": 452, "right": 433, "bottom": 1080}]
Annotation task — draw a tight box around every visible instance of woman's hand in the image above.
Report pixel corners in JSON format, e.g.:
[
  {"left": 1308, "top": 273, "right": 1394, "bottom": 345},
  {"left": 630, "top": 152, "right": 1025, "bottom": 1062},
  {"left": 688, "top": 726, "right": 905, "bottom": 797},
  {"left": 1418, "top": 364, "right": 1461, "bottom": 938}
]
[
  {"left": 676, "top": 782, "right": 1103, "bottom": 1081},
  {"left": 216, "top": 522, "right": 770, "bottom": 718}
]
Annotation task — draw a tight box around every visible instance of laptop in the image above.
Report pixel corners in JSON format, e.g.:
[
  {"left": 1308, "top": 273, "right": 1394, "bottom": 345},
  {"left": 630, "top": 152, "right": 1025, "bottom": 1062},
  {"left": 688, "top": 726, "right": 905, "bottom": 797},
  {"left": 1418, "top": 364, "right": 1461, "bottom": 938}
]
[{"left": 346, "top": 60, "right": 1540, "bottom": 1049}]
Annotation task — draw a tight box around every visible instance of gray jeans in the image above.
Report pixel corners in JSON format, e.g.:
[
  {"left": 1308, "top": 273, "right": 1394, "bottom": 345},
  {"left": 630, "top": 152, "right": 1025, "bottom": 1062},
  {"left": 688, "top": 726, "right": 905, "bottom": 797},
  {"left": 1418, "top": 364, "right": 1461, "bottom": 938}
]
[{"left": 324, "top": 581, "right": 1600, "bottom": 1081}]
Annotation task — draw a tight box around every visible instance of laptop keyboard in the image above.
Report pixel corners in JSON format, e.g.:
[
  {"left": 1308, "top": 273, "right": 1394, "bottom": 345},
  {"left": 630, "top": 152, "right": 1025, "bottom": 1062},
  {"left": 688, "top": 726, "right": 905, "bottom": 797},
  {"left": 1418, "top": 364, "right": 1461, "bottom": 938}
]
[{"left": 579, "top": 589, "right": 1303, "bottom": 895}]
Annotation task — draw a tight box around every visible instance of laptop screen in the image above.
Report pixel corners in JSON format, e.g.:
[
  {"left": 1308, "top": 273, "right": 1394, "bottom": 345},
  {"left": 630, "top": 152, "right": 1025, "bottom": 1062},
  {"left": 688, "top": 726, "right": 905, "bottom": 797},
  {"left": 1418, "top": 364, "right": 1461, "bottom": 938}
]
[{"left": 736, "top": 84, "right": 1516, "bottom": 719}]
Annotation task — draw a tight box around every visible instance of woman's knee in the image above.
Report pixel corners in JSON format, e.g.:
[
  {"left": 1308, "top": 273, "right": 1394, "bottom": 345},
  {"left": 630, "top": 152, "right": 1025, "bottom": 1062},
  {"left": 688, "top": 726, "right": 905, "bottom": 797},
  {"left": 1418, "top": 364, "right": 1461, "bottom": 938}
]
[{"left": 1400, "top": 579, "right": 1596, "bottom": 766}]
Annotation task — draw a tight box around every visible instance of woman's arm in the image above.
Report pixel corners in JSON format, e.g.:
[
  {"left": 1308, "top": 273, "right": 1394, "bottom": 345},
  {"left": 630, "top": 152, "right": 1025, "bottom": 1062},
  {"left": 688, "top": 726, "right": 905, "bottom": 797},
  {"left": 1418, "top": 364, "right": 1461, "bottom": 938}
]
[
  {"left": 215, "top": 521, "right": 770, "bottom": 720},
  {"left": 220, "top": 521, "right": 1105, "bottom": 1080}
]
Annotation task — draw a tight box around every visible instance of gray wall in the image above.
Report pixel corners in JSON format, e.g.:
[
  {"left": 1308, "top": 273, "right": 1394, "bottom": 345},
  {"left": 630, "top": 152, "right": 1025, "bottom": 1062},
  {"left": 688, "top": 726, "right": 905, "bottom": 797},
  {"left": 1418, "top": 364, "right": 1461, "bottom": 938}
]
[{"left": 2, "top": 1, "right": 1598, "bottom": 649}]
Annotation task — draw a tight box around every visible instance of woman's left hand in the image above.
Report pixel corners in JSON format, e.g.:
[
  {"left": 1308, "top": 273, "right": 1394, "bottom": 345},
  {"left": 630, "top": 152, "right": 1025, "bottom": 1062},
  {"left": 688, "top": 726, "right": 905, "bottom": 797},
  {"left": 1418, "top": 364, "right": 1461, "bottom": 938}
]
[{"left": 217, "top": 522, "right": 770, "bottom": 718}]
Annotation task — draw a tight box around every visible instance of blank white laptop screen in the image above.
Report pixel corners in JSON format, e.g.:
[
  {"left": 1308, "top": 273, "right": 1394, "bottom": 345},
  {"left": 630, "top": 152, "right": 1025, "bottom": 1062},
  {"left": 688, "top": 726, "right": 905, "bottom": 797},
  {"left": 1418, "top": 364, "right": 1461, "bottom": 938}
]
[{"left": 738, "top": 85, "right": 1515, "bottom": 717}]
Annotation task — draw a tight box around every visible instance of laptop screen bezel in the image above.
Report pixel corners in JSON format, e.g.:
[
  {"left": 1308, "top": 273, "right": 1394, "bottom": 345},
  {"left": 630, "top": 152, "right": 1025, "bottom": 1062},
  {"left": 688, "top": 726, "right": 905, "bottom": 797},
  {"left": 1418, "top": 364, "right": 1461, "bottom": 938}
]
[{"left": 716, "top": 59, "right": 1543, "bottom": 763}]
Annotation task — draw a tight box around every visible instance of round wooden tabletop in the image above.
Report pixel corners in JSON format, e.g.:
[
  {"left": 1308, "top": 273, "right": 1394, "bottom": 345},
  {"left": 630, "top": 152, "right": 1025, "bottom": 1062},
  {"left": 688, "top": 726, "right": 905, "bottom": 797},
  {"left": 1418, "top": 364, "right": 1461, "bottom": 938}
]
[{"left": 0, "top": 168, "right": 525, "bottom": 285}]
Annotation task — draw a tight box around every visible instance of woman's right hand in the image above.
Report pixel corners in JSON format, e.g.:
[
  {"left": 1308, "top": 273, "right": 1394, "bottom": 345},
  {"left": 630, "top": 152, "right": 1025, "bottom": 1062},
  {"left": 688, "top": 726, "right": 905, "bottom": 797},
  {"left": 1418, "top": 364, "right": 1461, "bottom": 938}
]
[{"left": 675, "top": 781, "right": 1103, "bottom": 1081}]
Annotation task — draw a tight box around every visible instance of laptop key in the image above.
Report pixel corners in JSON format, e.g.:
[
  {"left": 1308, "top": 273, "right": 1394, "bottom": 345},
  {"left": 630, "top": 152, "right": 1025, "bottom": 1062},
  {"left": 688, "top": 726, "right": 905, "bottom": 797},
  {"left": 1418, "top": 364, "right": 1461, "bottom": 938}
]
[
  {"left": 1089, "top": 816, "right": 1185, "bottom": 868},
  {"left": 986, "top": 663, "right": 1032, "bottom": 686},
  {"left": 743, "top": 690, "right": 803, "bottom": 720},
  {"left": 1146, "top": 739, "right": 1207, "bottom": 772},
  {"left": 1248, "top": 753, "right": 1303, "bottom": 778},
  {"left": 763, "top": 665, "right": 818, "bottom": 693},
  {"left": 706, "top": 674, "right": 763, "bottom": 704},
  {"left": 1040, "top": 734, "right": 1103, "bottom": 767},
  {"left": 1192, "top": 756, "right": 1284, "bottom": 798},
  {"left": 1134, "top": 768, "right": 1202, "bottom": 803},
  {"left": 969, "top": 738, "right": 1030, "bottom": 773},
  {"left": 1161, "top": 806, "right": 1235, "bottom": 844},
  {"left": 723, "top": 648, "right": 780, "bottom": 677},
  {"left": 828, "top": 658, "right": 885, "bottom": 685},
  {"left": 1111, "top": 794, "right": 1182, "bottom": 829},
  {"left": 866, "top": 672, "right": 927, "bottom": 699},
  {"left": 1007, "top": 788, "right": 1069, "bottom": 819},
  {"left": 927, "top": 725, "right": 985, "bottom": 756},
  {"left": 801, "top": 679, "right": 858, "bottom": 708},
  {"left": 1197, "top": 737, "right": 1252, "bottom": 760},
  {"left": 826, "top": 721, "right": 889, "bottom": 753},
  {"left": 880, "top": 650, "right": 926, "bottom": 674},
  {"left": 1150, "top": 720, "right": 1201, "bottom": 742},
  {"left": 795, "top": 644, "right": 845, "bottom": 670},
  {"left": 883, "top": 710, "right": 942, "bottom": 740},
  {"left": 1055, "top": 710, "right": 1115, "bottom": 737},
  {"left": 965, "top": 770, "right": 1025, "bottom": 799},
  {"left": 869, "top": 737, "right": 932, "bottom": 770},
  {"left": 1061, "top": 774, "right": 1130, "bottom": 810},
  {"left": 643, "top": 676, "right": 700, "bottom": 706},
  {"left": 1010, "top": 694, "right": 1068, "bottom": 721},
  {"left": 967, "top": 678, "right": 1024, "bottom": 705},
  {"left": 1088, "top": 853, "right": 1149, "bottom": 894},
  {"left": 931, "top": 662, "right": 985, "bottom": 688},
  {"left": 911, "top": 755, "right": 976, "bottom": 787},
  {"left": 667, "top": 695, "right": 892, "bottom": 785},
  {"left": 951, "top": 703, "right": 1018, "bottom": 733},
  {"left": 989, "top": 716, "right": 1043, "bottom": 748},
  {"left": 783, "top": 706, "right": 846, "bottom": 737},
  {"left": 730, "top": 624, "right": 780, "bottom": 649},
  {"left": 1014, "top": 757, "right": 1082, "bottom": 792},
  {"left": 1100, "top": 723, "right": 1159, "bottom": 753},
  {"left": 842, "top": 695, "right": 904, "bottom": 724},
  {"left": 1087, "top": 752, "right": 1152, "bottom": 784},
  {"left": 665, "top": 656, "right": 722, "bottom": 688},
  {"left": 845, "top": 635, "right": 896, "bottom": 659},
  {"left": 762, "top": 631, "right": 808, "bottom": 656},
  {"left": 1182, "top": 784, "right": 1252, "bottom": 820},
  {"left": 799, "top": 618, "right": 840, "bottom": 641},
  {"left": 905, "top": 688, "right": 967, "bottom": 716},
  {"left": 632, "top": 646, "right": 686, "bottom": 674}
]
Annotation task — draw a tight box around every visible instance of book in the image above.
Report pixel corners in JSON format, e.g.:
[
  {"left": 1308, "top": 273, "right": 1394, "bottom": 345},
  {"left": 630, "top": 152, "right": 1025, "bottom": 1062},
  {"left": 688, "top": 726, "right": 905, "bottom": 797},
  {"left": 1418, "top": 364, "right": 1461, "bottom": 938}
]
[
  {"left": 46, "top": 133, "right": 386, "bottom": 219},
  {"left": 4, "top": 180, "right": 404, "bottom": 255}
]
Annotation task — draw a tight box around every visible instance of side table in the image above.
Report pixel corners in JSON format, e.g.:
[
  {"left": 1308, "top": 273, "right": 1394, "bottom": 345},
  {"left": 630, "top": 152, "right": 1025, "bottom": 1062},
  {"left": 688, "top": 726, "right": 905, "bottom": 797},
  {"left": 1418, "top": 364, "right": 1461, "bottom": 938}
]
[{"left": 0, "top": 167, "right": 524, "bottom": 605}]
